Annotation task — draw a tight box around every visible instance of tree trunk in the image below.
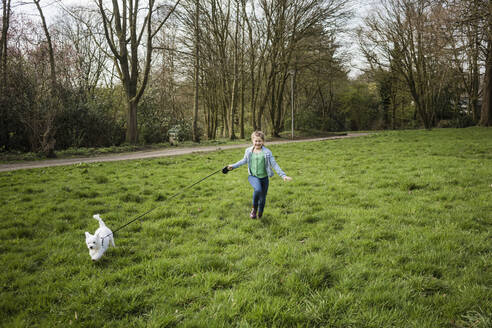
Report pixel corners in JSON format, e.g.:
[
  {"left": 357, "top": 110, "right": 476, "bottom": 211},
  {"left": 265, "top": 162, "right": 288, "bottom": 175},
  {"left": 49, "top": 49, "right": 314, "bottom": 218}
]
[
  {"left": 250, "top": 63, "right": 257, "bottom": 131},
  {"left": 192, "top": 0, "right": 200, "bottom": 142},
  {"left": 228, "top": 0, "right": 240, "bottom": 140},
  {"left": 239, "top": 11, "right": 245, "bottom": 139},
  {"left": 229, "top": 77, "right": 237, "bottom": 139},
  {"left": 271, "top": 73, "right": 288, "bottom": 137},
  {"left": 0, "top": 0, "right": 10, "bottom": 83},
  {"left": 127, "top": 100, "right": 138, "bottom": 143},
  {"left": 0, "top": 0, "right": 10, "bottom": 149},
  {"left": 240, "top": 64, "right": 245, "bottom": 139},
  {"left": 479, "top": 37, "right": 492, "bottom": 126},
  {"left": 471, "top": 21, "right": 481, "bottom": 122}
]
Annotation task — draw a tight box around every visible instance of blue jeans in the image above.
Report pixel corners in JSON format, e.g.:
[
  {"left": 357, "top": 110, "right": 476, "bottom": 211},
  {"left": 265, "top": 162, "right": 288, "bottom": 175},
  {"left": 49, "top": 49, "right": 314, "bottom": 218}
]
[{"left": 248, "top": 175, "right": 269, "bottom": 214}]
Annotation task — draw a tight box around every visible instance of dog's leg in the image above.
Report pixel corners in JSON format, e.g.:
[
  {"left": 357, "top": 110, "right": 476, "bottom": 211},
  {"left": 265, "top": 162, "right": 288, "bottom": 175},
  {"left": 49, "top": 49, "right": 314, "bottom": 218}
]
[
  {"left": 110, "top": 235, "right": 115, "bottom": 247},
  {"left": 92, "top": 249, "right": 103, "bottom": 261}
]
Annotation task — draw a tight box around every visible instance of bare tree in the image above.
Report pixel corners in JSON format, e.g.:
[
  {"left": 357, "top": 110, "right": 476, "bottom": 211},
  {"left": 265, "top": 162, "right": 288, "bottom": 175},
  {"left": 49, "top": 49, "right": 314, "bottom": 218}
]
[
  {"left": 259, "top": 0, "right": 349, "bottom": 136},
  {"left": 28, "top": 0, "right": 59, "bottom": 156},
  {"left": 0, "top": 0, "right": 12, "bottom": 151},
  {"left": 437, "top": 0, "right": 491, "bottom": 126},
  {"left": 0, "top": 0, "right": 11, "bottom": 83},
  {"left": 479, "top": 0, "right": 492, "bottom": 126},
  {"left": 228, "top": 0, "right": 240, "bottom": 139},
  {"left": 360, "top": 0, "right": 457, "bottom": 129},
  {"left": 433, "top": 0, "right": 486, "bottom": 125},
  {"left": 239, "top": 4, "right": 245, "bottom": 138},
  {"left": 96, "top": 0, "right": 181, "bottom": 144},
  {"left": 192, "top": 0, "right": 200, "bottom": 141},
  {"left": 56, "top": 7, "right": 108, "bottom": 99},
  {"left": 33, "top": 0, "right": 56, "bottom": 89},
  {"left": 191, "top": 0, "right": 349, "bottom": 138},
  {"left": 199, "top": 0, "right": 233, "bottom": 137},
  {"left": 242, "top": 0, "right": 267, "bottom": 131}
]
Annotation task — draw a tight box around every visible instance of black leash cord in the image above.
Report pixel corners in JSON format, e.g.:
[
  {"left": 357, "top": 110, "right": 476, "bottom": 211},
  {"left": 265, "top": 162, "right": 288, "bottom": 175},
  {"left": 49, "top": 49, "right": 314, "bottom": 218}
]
[{"left": 103, "top": 167, "right": 224, "bottom": 239}]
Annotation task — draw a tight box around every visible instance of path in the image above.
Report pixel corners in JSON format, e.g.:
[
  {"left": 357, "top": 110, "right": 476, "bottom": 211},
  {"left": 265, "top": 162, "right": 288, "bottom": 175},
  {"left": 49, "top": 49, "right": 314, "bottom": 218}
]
[{"left": 0, "top": 133, "right": 369, "bottom": 172}]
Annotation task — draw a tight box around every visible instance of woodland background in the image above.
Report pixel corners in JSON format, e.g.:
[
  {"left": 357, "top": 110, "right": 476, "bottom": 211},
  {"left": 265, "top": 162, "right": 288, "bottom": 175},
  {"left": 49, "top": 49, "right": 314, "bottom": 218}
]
[{"left": 0, "top": 0, "right": 491, "bottom": 155}]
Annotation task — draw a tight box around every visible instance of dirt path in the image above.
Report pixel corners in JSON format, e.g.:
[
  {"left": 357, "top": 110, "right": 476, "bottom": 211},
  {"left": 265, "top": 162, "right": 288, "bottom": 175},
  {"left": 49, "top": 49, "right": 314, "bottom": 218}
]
[{"left": 0, "top": 133, "right": 369, "bottom": 172}]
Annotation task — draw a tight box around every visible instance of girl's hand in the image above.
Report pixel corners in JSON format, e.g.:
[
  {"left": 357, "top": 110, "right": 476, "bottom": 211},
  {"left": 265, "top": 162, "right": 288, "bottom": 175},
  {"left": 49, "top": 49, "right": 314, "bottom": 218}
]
[{"left": 283, "top": 176, "right": 292, "bottom": 182}]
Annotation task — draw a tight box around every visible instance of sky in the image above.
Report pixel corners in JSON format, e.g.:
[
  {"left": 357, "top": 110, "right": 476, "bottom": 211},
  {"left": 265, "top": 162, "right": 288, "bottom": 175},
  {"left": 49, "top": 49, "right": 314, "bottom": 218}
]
[{"left": 10, "top": 0, "right": 376, "bottom": 78}]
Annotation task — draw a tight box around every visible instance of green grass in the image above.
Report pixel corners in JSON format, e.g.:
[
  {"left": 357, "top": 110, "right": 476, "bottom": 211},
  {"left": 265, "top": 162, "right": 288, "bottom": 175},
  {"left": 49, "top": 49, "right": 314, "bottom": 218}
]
[{"left": 1, "top": 127, "right": 491, "bottom": 327}]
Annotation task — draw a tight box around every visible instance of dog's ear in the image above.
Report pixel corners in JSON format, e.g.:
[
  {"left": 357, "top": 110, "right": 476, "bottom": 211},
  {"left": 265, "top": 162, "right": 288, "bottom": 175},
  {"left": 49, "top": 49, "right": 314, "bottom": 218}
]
[{"left": 85, "top": 232, "right": 91, "bottom": 238}]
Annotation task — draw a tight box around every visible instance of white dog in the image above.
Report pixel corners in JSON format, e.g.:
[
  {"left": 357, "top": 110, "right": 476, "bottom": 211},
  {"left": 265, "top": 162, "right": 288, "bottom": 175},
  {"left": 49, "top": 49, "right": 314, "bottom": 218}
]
[{"left": 85, "top": 214, "right": 115, "bottom": 261}]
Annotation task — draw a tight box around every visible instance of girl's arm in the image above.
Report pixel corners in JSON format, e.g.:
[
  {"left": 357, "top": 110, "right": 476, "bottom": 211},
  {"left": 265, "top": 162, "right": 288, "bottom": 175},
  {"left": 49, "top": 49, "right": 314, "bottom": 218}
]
[
  {"left": 269, "top": 153, "right": 292, "bottom": 181},
  {"left": 228, "top": 148, "right": 249, "bottom": 170}
]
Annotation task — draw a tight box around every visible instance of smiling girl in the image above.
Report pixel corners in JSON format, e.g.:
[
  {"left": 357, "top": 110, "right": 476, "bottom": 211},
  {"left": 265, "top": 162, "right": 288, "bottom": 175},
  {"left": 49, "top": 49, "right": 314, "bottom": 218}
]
[{"left": 227, "top": 131, "right": 292, "bottom": 219}]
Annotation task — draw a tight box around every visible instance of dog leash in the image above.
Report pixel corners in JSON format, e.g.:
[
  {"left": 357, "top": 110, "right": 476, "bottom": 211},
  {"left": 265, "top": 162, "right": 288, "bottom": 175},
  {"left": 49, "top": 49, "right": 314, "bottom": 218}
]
[{"left": 101, "top": 166, "right": 230, "bottom": 243}]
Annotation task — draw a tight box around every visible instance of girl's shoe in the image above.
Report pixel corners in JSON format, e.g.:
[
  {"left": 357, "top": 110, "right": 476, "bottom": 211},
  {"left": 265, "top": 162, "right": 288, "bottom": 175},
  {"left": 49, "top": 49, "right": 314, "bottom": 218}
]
[
  {"left": 258, "top": 212, "right": 263, "bottom": 218},
  {"left": 250, "top": 208, "right": 257, "bottom": 219}
]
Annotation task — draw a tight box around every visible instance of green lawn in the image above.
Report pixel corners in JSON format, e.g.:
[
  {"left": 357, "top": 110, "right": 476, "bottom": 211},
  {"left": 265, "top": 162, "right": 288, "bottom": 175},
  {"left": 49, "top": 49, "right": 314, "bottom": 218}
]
[{"left": 1, "top": 128, "right": 491, "bottom": 327}]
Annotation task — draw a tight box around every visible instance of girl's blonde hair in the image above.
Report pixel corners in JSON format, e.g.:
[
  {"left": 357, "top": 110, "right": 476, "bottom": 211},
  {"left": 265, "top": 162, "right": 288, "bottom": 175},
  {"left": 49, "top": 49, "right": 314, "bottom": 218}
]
[{"left": 251, "top": 131, "right": 265, "bottom": 141}]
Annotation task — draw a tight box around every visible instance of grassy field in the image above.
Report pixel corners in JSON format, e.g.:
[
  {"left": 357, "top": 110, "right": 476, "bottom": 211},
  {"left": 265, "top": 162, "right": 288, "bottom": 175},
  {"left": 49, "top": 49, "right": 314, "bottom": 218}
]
[{"left": 0, "top": 128, "right": 491, "bottom": 327}]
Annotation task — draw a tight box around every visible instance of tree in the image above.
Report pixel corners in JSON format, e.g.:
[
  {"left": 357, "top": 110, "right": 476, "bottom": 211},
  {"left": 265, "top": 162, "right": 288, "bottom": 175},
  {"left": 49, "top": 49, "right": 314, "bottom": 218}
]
[
  {"left": 192, "top": 0, "right": 200, "bottom": 142},
  {"left": 239, "top": 6, "right": 245, "bottom": 138},
  {"left": 293, "top": 23, "right": 349, "bottom": 131},
  {"left": 479, "top": 0, "right": 492, "bottom": 126},
  {"left": 259, "top": 0, "right": 350, "bottom": 136},
  {"left": 241, "top": 0, "right": 269, "bottom": 131},
  {"left": 360, "top": 0, "right": 458, "bottom": 129},
  {"left": 96, "top": 0, "right": 181, "bottom": 144},
  {"left": 56, "top": 7, "right": 108, "bottom": 100},
  {"left": 0, "top": 0, "right": 12, "bottom": 149},
  {"left": 33, "top": 0, "right": 56, "bottom": 89},
  {"left": 0, "top": 0, "right": 11, "bottom": 83},
  {"left": 24, "top": 0, "right": 59, "bottom": 156},
  {"left": 228, "top": 0, "right": 240, "bottom": 140},
  {"left": 439, "top": 0, "right": 491, "bottom": 126},
  {"left": 445, "top": 0, "right": 483, "bottom": 122},
  {"left": 194, "top": 0, "right": 231, "bottom": 137}
]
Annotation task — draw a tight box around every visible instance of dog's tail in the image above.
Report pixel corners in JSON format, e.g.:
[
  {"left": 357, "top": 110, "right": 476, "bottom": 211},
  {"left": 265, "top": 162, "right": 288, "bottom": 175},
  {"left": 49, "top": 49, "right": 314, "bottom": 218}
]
[{"left": 93, "top": 214, "right": 106, "bottom": 227}]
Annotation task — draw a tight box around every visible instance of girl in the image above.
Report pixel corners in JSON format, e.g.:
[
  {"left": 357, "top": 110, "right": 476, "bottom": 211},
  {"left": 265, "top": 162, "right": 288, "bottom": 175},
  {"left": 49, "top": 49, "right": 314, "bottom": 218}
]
[{"left": 227, "top": 131, "right": 292, "bottom": 219}]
